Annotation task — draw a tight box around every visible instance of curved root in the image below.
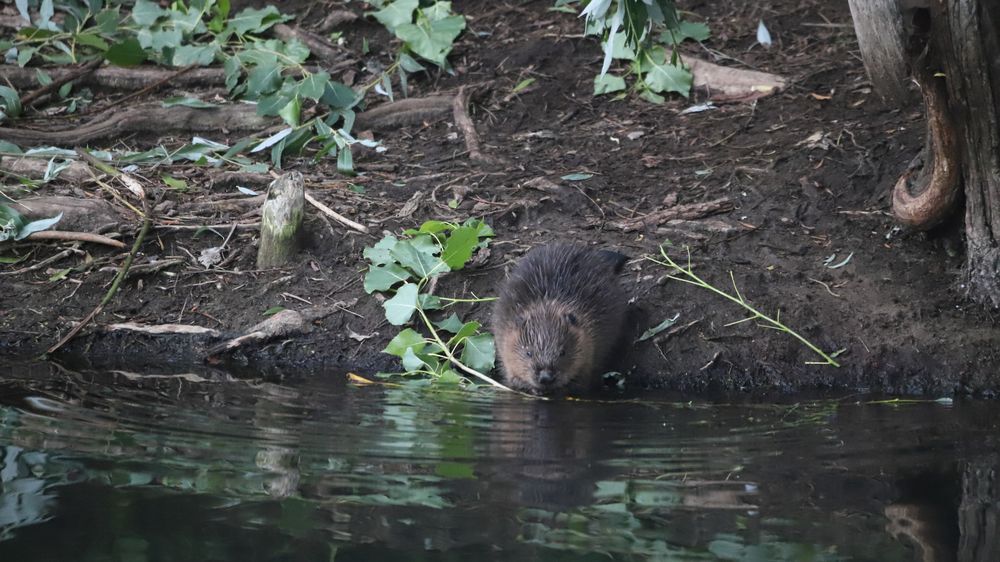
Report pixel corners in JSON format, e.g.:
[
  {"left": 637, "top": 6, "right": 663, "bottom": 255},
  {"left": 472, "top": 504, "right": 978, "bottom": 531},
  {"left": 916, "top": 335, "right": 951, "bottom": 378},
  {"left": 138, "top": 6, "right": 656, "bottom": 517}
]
[{"left": 892, "top": 66, "right": 961, "bottom": 230}]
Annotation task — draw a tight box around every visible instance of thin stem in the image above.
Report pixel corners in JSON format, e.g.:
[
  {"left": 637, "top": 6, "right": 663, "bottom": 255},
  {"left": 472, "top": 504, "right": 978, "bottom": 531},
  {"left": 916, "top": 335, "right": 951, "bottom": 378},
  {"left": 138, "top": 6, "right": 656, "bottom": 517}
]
[
  {"left": 416, "top": 306, "right": 514, "bottom": 391},
  {"left": 649, "top": 246, "right": 840, "bottom": 367}
]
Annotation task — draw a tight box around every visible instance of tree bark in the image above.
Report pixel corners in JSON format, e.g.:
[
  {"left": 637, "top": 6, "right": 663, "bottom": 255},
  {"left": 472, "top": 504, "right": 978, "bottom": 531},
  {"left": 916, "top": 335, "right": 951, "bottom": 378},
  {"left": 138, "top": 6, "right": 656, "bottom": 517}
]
[
  {"left": 937, "top": 1, "right": 1000, "bottom": 306},
  {"left": 959, "top": 462, "right": 1000, "bottom": 561}
]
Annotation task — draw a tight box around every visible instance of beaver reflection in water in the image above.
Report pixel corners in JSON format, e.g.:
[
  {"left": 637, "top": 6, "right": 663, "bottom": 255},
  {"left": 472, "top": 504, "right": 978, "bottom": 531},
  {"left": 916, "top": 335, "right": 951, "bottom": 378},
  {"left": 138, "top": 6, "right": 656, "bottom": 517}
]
[{"left": 493, "top": 244, "right": 630, "bottom": 394}]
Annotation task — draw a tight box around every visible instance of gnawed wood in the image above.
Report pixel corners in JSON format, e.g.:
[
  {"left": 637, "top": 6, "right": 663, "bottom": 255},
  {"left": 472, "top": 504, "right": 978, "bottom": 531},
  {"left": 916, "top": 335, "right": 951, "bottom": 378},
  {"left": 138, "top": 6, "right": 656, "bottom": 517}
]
[
  {"left": 257, "top": 172, "right": 304, "bottom": 268},
  {"left": 205, "top": 305, "right": 340, "bottom": 357},
  {"left": 847, "top": 0, "right": 911, "bottom": 102},
  {"left": 686, "top": 56, "right": 787, "bottom": 102},
  {"left": 105, "top": 322, "right": 221, "bottom": 336},
  {"left": 616, "top": 198, "right": 734, "bottom": 232}
]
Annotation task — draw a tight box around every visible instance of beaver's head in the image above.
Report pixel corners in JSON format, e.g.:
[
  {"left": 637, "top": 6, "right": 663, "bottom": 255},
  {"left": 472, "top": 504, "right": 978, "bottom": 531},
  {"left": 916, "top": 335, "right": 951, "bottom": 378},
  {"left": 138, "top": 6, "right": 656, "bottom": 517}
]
[{"left": 500, "top": 300, "right": 592, "bottom": 394}]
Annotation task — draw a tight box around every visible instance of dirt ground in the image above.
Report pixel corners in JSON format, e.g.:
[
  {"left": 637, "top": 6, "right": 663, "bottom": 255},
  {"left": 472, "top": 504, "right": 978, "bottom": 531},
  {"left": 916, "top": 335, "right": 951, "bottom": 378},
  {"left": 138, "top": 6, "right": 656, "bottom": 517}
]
[{"left": 2, "top": 0, "right": 998, "bottom": 397}]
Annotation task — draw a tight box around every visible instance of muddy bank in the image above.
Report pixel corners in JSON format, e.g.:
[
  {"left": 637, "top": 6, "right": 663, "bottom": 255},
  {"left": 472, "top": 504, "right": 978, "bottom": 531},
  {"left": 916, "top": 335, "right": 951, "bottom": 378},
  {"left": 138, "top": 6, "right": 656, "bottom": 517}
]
[{"left": 2, "top": 0, "right": 999, "bottom": 397}]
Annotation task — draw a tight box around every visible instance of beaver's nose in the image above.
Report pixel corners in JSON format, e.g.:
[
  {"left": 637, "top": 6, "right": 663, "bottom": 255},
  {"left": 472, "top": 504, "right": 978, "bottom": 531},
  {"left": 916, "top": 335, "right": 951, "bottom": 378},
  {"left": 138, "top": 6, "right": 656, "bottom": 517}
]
[{"left": 537, "top": 369, "right": 554, "bottom": 386}]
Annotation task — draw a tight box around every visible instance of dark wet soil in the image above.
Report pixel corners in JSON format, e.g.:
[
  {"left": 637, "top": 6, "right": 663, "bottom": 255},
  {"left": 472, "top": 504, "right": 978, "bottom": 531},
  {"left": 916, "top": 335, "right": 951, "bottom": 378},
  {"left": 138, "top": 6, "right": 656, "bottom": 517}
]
[{"left": 2, "top": 0, "right": 997, "bottom": 396}]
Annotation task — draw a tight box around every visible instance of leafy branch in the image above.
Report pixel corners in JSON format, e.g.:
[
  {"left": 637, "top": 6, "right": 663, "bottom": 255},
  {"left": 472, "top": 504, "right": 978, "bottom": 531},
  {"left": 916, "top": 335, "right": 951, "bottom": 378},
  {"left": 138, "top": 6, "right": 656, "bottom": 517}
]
[
  {"left": 646, "top": 244, "right": 842, "bottom": 367},
  {"left": 563, "top": 0, "right": 709, "bottom": 102},
  {"left": 363, "top": 218, "right": 511, "bottom": 390}
]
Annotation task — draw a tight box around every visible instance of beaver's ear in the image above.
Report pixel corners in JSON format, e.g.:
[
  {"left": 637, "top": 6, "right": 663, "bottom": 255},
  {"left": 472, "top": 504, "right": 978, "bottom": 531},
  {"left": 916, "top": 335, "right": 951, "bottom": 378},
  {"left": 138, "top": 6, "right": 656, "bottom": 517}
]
[
  {"left": 597, "top": 250, "right": 628, "bottom": 274},
  {"left": 566, "top": 312, "right": 579, "bottom": 326}
]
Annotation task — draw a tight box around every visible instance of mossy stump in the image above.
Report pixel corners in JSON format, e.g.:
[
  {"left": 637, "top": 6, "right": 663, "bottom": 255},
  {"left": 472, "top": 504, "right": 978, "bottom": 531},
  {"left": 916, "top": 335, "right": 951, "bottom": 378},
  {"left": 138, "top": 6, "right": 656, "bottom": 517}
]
[{"left": 257, "top": 172, "right": 304, "bottom": 269}]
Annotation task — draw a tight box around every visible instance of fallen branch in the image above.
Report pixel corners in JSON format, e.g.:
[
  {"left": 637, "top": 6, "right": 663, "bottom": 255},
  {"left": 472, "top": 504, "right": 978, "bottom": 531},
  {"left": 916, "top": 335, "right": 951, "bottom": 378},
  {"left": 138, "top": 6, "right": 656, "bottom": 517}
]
[
  {"left": 205, "top": 306, "right": 338, "bottom": 358},
  {"left": 616, "top": 198, "right": 734, "bottom": 232},
  {"left": 305, "top": 191, "right": 369, "bottom": 233},
  {"left": 353, "top": 95, "right": 453, "bottom": 131},
  {"left": 0, "top": 155, "right": 92, "bottom": 183},
  {"left": 12, "top": 196, "right": 121, "bottom": 232},
  {"left": 452, "top": 86, "right": 495, "bottom": 163},
  {"left": 0, "top": 104, "right": 273, "bottom": 146},
  {"left": 23, "top": 230, "right": 125, "bottom": 248},
  {"left": 105, "top": 322, "right": 221, "bottom": 336}
]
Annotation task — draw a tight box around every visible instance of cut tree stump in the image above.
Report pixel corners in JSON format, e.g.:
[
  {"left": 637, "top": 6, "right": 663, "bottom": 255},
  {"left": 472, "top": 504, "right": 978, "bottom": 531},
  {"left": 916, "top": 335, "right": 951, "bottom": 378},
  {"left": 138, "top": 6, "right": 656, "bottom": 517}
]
[{"left": 257, "top": 172, "right": 305, "bottom": 269}]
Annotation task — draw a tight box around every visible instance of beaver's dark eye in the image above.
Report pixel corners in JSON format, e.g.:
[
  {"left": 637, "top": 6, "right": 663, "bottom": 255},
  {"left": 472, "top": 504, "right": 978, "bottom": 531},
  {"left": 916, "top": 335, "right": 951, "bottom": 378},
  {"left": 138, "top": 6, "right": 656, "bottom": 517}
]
[
  {"left": 560, "top": 350, "right": 566, "bottom": 357},
  {"left": 525, "top": 350, "right": 533, "bottom": 358},
  {"left": 566, "top": 313, "right": 578, "bottom": 326}
]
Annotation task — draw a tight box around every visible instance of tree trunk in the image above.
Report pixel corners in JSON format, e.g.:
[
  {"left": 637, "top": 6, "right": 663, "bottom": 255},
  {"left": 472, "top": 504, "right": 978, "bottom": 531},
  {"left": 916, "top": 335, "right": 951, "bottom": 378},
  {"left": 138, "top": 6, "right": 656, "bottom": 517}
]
[
  {"left": 958, "top": 462, "right": 1000, "bottom": 561},
  {"left": 937, "top": 2, "right": 1000, "bottom": 305}
]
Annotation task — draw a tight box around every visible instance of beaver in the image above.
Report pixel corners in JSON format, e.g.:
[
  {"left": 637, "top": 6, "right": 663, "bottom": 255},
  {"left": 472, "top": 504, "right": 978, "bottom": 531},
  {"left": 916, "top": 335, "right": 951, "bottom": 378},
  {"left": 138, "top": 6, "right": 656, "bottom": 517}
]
[{"left": 493, "top": 243, "right": 630, "bottom": 394}]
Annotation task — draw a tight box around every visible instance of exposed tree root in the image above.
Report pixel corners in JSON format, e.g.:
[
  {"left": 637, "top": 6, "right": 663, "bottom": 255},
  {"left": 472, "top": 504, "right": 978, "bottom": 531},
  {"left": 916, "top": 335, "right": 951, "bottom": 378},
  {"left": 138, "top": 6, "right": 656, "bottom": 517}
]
[
  {"left": 0, "top": 155, "right": 92, "bottom": 183},
  {"left": 891, "top": 66, "right": 961, "bottom": 230},
  {"left": 13, "top": 196, "right": 121, "bottom": 232},
  {"left": 0, "top": 104, "right": 273, "bottom": 146}
]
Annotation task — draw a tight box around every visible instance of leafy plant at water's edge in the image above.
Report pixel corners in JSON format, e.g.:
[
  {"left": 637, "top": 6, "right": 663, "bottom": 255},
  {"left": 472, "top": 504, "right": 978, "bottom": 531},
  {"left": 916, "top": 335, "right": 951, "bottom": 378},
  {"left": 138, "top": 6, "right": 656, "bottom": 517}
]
[
  {"left": 363, "top": 218, "right": 509, "bottom": 389},
  {"left": 646, "top": 243, "right": 843, "bottom": 367},
  {"left": 558, "top": 0, "right": 709, "bottom": 102}
]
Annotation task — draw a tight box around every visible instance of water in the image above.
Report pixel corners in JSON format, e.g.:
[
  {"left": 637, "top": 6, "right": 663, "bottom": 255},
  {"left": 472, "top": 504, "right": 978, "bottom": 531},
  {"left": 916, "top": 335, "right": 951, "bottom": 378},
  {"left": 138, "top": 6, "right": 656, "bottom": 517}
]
[{"left": 0, "top": 362, "right": 997, "bottom": 561}]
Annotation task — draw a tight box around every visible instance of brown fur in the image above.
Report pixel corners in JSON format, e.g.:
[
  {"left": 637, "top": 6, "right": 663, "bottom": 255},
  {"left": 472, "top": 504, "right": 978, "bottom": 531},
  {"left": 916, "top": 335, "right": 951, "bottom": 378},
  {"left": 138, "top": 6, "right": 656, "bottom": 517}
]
[{"left": 493, "top": 244, "right": 629, "bottom": 394}]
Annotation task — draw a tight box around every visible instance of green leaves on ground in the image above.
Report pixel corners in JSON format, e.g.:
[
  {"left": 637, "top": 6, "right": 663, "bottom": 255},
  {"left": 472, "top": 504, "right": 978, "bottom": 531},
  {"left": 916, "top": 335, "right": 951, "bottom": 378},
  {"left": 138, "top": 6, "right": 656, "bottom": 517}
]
[
  {"left": 573, "top": 0, "right": 709, "bottom": 101},
  {"left": 363, "top": 218, "right": 499, "bottom": 386}
]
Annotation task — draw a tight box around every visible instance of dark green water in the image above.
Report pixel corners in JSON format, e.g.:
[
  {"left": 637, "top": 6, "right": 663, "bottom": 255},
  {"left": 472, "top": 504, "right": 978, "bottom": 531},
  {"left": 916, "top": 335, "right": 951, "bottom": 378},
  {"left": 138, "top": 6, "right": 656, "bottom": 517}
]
[{"left": 0, "top": 362, "right": 997, "bottom": 561}]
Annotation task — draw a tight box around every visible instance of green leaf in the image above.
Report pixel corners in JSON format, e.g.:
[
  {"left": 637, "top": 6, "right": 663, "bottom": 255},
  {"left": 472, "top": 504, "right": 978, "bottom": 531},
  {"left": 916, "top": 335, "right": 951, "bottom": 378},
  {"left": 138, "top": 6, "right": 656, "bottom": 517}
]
[
  {"left": 173, "top": 44, "right": 218, "bottom": 66},
  {"left": 246, "top": 61, "right": 283, "bottom": 96},
  {"left": 0, "top": 204, "right": 26, "bottom": 242},
  {"left": 298, "top": 71, "right": 329, "bottom": 100},
  {"left": 642, "top": 47, "right": 692, "bottom": 97},
  {"left": 447, "top": 321, "right": 481, "bottom": 347},
  {"left": 594, "top": 73, "right": 626, "bottom": 95},
  {"left": 0, "top": 86, "right": 23, "bottom": 119},
  {"left": 278, "top": 95, "right": 301, "bottom": 127},
  {"left": 461, "top": 334, "right": 495, "bottom": 373},
  {"left": 16, "top": 46, "right": 35, "bottom": 67},
  {"left": 637, "top": 313, "right": 680, "bottom": 342},
  {"left": 434, "top": 313, "right": 464, "bottom": 334},
  {"left": 16, "top": 212, "right": 62, "bottom": 240},
  {"left": 0, "top": 140, "right": 23, "bottom": 154},
  {"left": 364, "top": 263, "right": 411, "bottom": 293},
  {"left": 419, "top": 293, "right": 442, "bottom": 310},
  {"left": 401, "top": 347, "right": 430, "bottom": 371},
  {"left": 665, "top": 21, "right": 710, "bottom": 43},
  {"left": 398, "top": 52, "right": 425, "bottom": 73},
  {"left": 394, "top": 15, "right": 464, "bottom": 67},
  {"left": 441, "top": 226, "right": 478, "bottom": 270},
  {"left": 321, "top": 81, "right": 358, "bottom": 109},
  {"left": 35, "top": 69, "right": 53, "bottom": 86},
  {"left": 105, "top": 38, "right": 146, "bottom": 67},
  {"left": 391, "top": 239, "right": 449, "bottom": 279},
  {"left": 561, "top": 172, "right": 593, "bottom": 181},
  {"left": 511, "top": 78, "right": 535, "bottom": 94},
  {"left": 384, "top": 282, "right": 419, "bottom": 325},
  {"left": 131, "top": 0, "right": 164, "bottom": 26},
  {"left": 161, "top": 175, "right": 188, "bottom": 191},
  {"left": 225, "top": 6, "right": 289, "bottom": 37},
  {"left": 161, "top": 96, "right": 216, "bottom": 108},
  {"left": 263, "top": 306, "right": 285, "bottom": 316},
  {"left": 48, "top": 268, "right": 71, "bottom": 282},
  {"left": 75, "top": 32, "right": 109, "bottom": 51},
  {"left": 372, "top": 0, "right": 418, "bottom": 31},
  {"left": 383, "top": 327, "right": 426, "bottom": 357},
  {"left": 337, "top": 145, "right": 354, "bottom": 174},
  {"left": 363, "top": 235, "right": 398, "bottom": 266}
]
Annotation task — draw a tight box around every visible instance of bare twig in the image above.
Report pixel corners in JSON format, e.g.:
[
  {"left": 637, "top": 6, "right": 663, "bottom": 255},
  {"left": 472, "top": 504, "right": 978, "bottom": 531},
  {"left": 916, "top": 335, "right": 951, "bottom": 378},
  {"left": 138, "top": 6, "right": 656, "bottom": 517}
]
[
  {"left": 452, "top": 86, "right": 494, "bottom": 163},
  {"left": 304, "top": 191, "right": 369, "bottom": 233},
  {"left": 47, "top": 198, "right": 154, "bottom": 354},
  {"left": 20, "top": 58, "right": 103, "bottom": 107}
]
